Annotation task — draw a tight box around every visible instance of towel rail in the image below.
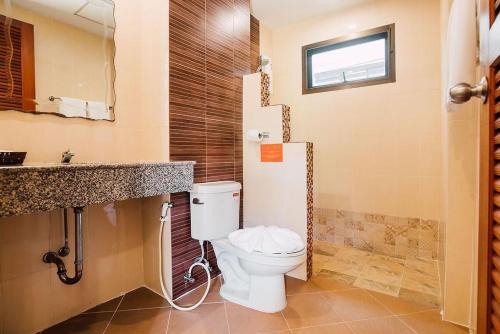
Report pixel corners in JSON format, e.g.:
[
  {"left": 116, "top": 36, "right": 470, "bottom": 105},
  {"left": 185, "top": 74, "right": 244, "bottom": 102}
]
[{"left": 48, "top": 96, "right": 61, "bottom": 102}]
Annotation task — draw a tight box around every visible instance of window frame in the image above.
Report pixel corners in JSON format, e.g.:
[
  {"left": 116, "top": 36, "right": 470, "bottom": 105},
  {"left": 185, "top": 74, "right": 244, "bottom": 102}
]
[{"left": 301, "top": 24, "right": 396, "bottom": 94}]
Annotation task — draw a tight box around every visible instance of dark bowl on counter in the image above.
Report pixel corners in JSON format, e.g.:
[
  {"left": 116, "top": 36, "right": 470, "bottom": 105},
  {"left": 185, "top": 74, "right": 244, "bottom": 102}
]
[{"left": 0, "top": 151, "right": 27, "bottom": 166}]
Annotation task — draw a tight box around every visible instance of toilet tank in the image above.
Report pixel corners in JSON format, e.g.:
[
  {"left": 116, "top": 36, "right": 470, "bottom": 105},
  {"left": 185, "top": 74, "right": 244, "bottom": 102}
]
[{"left": 190, "top": 181, "right": 241, "bottom": 241}]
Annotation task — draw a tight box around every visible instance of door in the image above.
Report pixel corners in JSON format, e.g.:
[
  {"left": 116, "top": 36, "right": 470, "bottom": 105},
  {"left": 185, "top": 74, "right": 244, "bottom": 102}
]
[{"left": 477, "top": 0, "right": 500, "bottom": 332}]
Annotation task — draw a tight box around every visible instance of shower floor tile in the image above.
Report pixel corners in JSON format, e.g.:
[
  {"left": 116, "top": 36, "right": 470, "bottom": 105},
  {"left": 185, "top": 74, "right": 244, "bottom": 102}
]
[
  {"left": 313, "top": 240, "right": 441, "bottom": 307},
  {"left": 353, "top": 277, "right": 400, "bottom": 297}
]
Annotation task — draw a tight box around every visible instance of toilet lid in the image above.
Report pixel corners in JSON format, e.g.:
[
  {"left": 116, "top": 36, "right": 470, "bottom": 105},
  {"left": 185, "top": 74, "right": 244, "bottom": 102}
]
[{"left": 228, "top": 225, "right": 305, "bottom": 255}]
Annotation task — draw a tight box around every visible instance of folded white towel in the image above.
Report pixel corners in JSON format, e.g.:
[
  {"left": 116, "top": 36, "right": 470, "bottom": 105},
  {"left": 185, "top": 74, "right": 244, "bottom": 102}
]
[
  {"left": 87, "top": 100, "right": 109, "bottom": 120},
  {"left": 228, "top": 225, "right": 304, "bottom": 255},
  {"left": 59, "top": 97, "right": 87, "bottom": 118}
]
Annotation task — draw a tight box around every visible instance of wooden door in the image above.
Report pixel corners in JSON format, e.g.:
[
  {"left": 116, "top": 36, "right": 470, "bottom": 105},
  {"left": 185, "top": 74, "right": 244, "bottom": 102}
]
[{"left": 478, "top": 0, "right": 500, "bottom": 332}]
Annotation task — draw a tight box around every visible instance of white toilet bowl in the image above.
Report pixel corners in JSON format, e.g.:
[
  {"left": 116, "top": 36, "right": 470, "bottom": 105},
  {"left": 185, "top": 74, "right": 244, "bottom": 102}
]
[
  {"left": 211, "top": 237, "right": 306, "bottom": 313},
  {"left": 189, "top": 181, "right": 306, "bottom": 313}
]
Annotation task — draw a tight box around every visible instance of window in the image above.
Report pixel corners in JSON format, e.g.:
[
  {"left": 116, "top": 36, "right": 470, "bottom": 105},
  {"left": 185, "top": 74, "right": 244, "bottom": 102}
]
[{"left": 302, "top": 24, "right": 395, "bottom": 94}]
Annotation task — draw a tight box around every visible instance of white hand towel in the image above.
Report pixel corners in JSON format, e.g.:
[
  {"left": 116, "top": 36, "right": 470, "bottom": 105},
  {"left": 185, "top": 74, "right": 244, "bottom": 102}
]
[
  {"left": 58, "top": 97, "right": 87, "bottom": 118},
  {"left": 445, "top": 0, "right": 477, "bottom": 112},
  {"left": 87, "top": 100, "right": 109, "bottom": 120},
  {"left": 228, "top": 225, "right": 304, "bottom": 254}
]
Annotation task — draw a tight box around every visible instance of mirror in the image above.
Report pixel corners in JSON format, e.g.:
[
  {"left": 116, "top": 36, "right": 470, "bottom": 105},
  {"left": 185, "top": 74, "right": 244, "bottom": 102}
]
[{"left": 0, "top": 0, "right": 116, "bottom": 121}]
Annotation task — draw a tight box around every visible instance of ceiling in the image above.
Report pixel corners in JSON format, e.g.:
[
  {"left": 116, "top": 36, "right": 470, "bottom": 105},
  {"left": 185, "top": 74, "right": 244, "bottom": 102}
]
[
  {"left": 251, "top": 0, "right": 370, "bottom": 29},
  {"left": 10, "top": 0, "right": 114, "bottom": 36}
]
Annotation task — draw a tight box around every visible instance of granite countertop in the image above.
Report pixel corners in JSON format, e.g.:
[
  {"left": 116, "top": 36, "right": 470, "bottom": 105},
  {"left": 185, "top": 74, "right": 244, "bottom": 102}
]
[
  {"left": 0, "top": 161, "right": 195, "bottom": 170},
  {"left": 0, "top": 161, "right": 195, "bottom": 217}
]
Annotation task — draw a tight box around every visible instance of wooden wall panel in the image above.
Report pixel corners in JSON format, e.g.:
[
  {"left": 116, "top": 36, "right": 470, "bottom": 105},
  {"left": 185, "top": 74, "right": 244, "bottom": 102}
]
[
  {"left": 250, "top": 15, "right": 260, "bottom": 73},
  {"left": 169, "top": 0, "right": 251, "bottom": 298},
  {"left": 0, "top": 15, "right": 35, "bottom": 112}
]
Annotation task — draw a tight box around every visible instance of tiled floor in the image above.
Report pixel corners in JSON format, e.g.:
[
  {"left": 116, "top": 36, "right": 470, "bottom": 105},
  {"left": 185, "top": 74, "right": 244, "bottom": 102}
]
[
  {"left": 313, "top": 240, "right": 441, "bottom": 307},
  {"left": 41, "top": 274, "right": 465, "bottom": 334}
]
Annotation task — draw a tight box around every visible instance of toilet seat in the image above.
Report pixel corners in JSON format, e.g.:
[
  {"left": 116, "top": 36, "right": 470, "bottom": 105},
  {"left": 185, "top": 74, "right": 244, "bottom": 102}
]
[
  {"left": 213, "top": 238, "right": 306, "bottom": 267},
  {"left": 228, "top": 226, "right": 305, "bottom": 255}
]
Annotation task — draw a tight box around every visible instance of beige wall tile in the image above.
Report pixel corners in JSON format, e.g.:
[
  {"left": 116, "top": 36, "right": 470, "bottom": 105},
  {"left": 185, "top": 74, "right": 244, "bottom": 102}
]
[
  {"left": 2, "top": 270, "right": 53, "bottom": 334},
  {"left": 0, "top": 213, "right": 51, "bottom": 282},
  {"left": 0, "top": 1, "right": 171, "bottom": 333},
  {"left": 267, "top": 0, "right": 443, "bottom": 222},
  {"left": 48, "top": 268, "right": 93, "bottom": 326},
  {"left": 116, "top": 200, "right": 145, "bottom": 292},
  {"left": 142, "top": 195, "right": 171, "bottom": 296}
]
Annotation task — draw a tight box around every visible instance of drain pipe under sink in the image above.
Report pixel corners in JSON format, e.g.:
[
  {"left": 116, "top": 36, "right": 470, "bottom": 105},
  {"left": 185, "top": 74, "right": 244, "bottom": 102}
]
[
  {"left": 43, "top": 207, "right": 84, "bottom": 285},
  {"left": 158, "top": 202, "right": 211, "bottom": 311}
]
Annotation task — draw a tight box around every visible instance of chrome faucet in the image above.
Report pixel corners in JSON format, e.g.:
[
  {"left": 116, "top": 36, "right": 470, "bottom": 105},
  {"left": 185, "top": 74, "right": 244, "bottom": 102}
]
[{"left": 61, "top": 150, "right": 74, "bottom": 163}]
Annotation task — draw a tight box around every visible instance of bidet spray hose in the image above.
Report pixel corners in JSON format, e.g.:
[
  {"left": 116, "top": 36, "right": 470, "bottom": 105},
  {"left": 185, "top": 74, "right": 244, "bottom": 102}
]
[{"left": 158, "top": 202, "right": 211, "bottom": 311}]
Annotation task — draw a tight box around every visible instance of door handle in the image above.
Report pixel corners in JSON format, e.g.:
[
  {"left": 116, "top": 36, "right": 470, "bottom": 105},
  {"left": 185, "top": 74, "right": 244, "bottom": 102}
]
[
  {"left": 449, "top": 76, "right": 488, "bottom": 104},
  {"left": 192, "top": 198, "right": 204, "bottom": 205}
]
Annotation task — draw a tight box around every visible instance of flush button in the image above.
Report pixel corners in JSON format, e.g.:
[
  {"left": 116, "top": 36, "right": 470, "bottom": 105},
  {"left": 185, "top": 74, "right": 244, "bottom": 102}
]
[{"left": 192, "top": 198, "right": 204, "bottom": 205}]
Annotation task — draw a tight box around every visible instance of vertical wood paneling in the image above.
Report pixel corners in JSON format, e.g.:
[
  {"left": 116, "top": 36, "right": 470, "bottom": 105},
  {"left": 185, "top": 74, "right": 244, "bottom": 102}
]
[
  {"left": 250, "top": 15, "right": 260, "bottom": 73},
  {"left": 169, "top": 0, "right": 251, "bottom": 298},
  {"left": 0, "top": 15, "right": 35, "bottom": 112},
  {"left": 488, "top": 65, "right": 500, "bottom": 333}
]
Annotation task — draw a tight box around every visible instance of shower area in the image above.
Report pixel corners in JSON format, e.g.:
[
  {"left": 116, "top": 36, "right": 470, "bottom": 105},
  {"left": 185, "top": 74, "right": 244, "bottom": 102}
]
[
  {"left": 312, "top": 207, "right": 440, "bottom": 306},
  {"left": 254, "top": 0, "right": 444, "bottom": 308}
]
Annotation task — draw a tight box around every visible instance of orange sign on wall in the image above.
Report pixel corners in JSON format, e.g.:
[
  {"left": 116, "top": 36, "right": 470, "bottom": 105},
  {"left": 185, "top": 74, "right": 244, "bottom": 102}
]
[{"left": 260, "top": 144, "right": 283, "bottom": 162}]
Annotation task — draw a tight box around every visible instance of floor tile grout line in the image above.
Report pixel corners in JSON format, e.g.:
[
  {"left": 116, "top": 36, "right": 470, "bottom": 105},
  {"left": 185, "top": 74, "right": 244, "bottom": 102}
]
[
  {"left": 286, "top": 315, "right": 413, "bottom": 332},
  {"left": 394, "top": 315, "right": 419, "bottom": 334},
  {"left": 363, "top": 289, "right": 399, "bottom": 317},
  {"left": 286, "top": 320, "right": 346, "bottom": 331},
  {"left": 325, "top": 288, "right": 392, "bottom": 321},
  {"left": 343, "top": 321, "right": 357, "bottom": 334},
  {"left": 165, "top": 307, "right": 172, "bottom": 334},
  {"left": 364, "top": 289, "right": 438, "bottom": 317},
  {"left": 344, "top": 315, "right": 418, "bottom": 334},
  {"left": 280, "top": 311, "right": 291, "bottom": 331},
  {"left": 286, "top": 286, "right": 360, "bottom": 297},
  {"left": 223, "top": 300, "right": 231, "bottom": 334},
  {"left": 394, "top": 259, "right": 406, "bottom": 296},
  {"left": 116, "top": 306, "right": 173, "bottom": 312},
  {"left": 102, "top": 294, "right": 124, "bottom": 334},
  {"left": 397, "top": 309, "right": 442, "bottom": 317}
]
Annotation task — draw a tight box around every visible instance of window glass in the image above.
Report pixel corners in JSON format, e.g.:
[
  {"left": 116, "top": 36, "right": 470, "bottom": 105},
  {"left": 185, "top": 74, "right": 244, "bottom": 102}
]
[
  {"left": 310, "top": 38, "right": 386, "bottom": 87},
  {"left": 302, "top": 24, "right": 395, "bottom": 94}
]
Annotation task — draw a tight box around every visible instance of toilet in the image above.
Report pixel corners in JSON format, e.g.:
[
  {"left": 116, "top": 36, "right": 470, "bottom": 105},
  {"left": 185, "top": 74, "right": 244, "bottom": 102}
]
[{"left": 190, "top": 181, "right": 306, "bottom": 313}]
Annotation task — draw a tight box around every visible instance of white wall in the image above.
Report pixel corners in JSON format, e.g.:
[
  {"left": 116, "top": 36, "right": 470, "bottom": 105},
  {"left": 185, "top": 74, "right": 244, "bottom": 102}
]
[
  {"left": 243, "top": 73, "right": 309, "bottom": 280},
  {"left": 440, "top": 0, "right": 480, "bottom": 328}
]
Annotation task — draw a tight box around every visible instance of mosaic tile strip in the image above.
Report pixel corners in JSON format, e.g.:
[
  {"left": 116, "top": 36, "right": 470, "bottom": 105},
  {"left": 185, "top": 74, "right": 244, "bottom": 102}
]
[
  {"left": 306, "top": 143, "right": 314, "bottom": 279},
  {"left": 261, "top": 72, "right": 270, "bottom": 107},
  {"left": 313, "top": 208, "right": 439, "bottom": 260},
  {"left": 282, "top": 105, "right": 291, "bottom": 143}
]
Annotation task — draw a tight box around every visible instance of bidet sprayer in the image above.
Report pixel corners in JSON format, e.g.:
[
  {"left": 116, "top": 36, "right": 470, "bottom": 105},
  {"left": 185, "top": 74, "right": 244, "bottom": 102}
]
[{"left": 160, "top": 201, "right": 174, "bottom": 223}]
